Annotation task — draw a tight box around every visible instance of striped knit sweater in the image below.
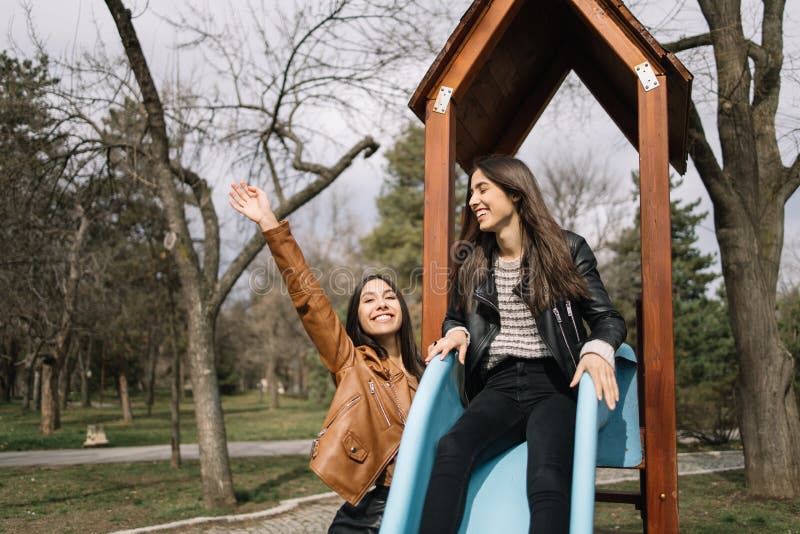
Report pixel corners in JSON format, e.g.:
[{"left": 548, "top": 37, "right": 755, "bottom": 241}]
[{"left": 485, "top": 255, "right": 552, "bottom": 371}]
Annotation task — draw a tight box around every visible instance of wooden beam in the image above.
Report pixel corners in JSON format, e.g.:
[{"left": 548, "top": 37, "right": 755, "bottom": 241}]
[
  {"left": 422, "top": 99, "right": 457, "bottom": 349},
  {"left": 638, "top": 76, "right": 678, "bottom": 533},
  {"left": 431, "top": 0, "right": 524, "bottom": 104},
  {"left": 567, "top": 0, "right": 654, "bottom": 71}
]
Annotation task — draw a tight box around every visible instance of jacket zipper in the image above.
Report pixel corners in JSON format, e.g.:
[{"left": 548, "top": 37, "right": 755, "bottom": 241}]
[
  {"left": 385, "top": 381, "right": 406, "bottom": 424},
  {"left": 553, "top": 307, "right": 578, "bottom": 368},
  {"left": 369, "top": 380, "right": 391, "bottom": 428},
  {"left": 565, "top": 300, "right": 581, "bottom": 342},
  {"left": 311, "top": 394, "right": 361, "bottom": 458}
]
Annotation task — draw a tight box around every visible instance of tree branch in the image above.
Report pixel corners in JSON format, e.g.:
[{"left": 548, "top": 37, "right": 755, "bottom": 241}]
[
  {"left": 169, "top": 166, "right": 220, "bottom": 288},
  {"left": 747, "top": 40, "right": 769, "bottom": 66},
  {"left": 54, "top": 206, "right": 90, "bottom": 363},
  {"left": 274, "top": 122, "right": 378, "bottom": 177},
  {"left": 209, "top": 134, "right": 379, "bottom": 314},
  {"left": 783, "top": 153, "right": 800, "bottom": 202},
  {"left": 263, "top": 140, "right": 286, "bottom": 205},
  {"left": 104, "top": 0, "right": 203, "bottom": 292},
  {"left": 686, "top": 101, "right": 730, "bottom": 205},
  {"left": 663, "top": 33, "right": 713, "bottom": 53}
]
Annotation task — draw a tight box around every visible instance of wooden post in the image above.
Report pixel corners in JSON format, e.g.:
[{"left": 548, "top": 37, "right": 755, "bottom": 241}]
[
  {"left": 638, "top": 76, "right": 678, "bottom": 533},
  {"left": 421, "top": 99, "right": 456, "bottom": 349}
]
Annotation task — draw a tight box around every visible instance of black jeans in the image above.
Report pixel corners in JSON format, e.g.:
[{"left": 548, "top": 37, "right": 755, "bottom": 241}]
[
  {"left": 328, "top": 485, "right": 389, "bottom": 534},
  {"left": 419, "top": 357, "right": 577, "bottom": 534}
]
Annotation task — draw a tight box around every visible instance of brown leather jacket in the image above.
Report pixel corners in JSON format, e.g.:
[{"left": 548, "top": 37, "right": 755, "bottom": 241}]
[{"left": 263, "top": 221, "right": 418, "bottom": 505}]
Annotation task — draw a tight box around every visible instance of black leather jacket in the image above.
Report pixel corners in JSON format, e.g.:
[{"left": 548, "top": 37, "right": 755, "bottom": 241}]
[{"left": 442, "top": 231, "right": 627, "bottom": 402}]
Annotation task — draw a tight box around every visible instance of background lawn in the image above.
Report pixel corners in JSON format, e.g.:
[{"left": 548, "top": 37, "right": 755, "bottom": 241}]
[
  {"left": 0, "top": 464, "right": 798, "bottom": 533},
  {"left": 0, "top": 456, "right": 328, "bottom": 533},
  {"left": 0, "top": 391, "right": 327, "bottom": 451}
]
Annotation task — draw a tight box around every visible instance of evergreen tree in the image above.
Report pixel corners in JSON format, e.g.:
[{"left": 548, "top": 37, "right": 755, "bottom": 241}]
[
  {"left": 361, "top": 123, "right": 467, "bottom": 298},
  {"left": 606, "top": 175, "right": 737, "bottom": 442},
  {"left": 361, "top": 123, "right": 426, "bottom": 294}
]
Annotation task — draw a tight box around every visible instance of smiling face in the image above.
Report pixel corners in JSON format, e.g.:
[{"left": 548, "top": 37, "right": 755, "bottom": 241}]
[
  {"left": 357, "top": 278, "right": 403, "bottom": 340},
  {"left": 468, "top": 169, "right": 520, "bottom": 234}
]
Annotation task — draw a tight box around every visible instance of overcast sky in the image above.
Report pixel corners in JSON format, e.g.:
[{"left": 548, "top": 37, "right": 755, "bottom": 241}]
[{"left": 3, "top": 0, "right": 799, "bottom": 292}]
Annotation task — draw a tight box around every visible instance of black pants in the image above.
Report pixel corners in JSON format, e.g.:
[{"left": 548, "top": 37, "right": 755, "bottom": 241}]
[
  {"left": 328, "top": 485, "right": 389, "bottom": 534},
  {"left": 419, "top": 357, "right": 577, "bottom": 534}
]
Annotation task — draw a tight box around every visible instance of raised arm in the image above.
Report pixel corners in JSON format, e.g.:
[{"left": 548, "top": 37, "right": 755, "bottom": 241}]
[{"left": 229, "top": 182, "right": 357, "bottom": 375}]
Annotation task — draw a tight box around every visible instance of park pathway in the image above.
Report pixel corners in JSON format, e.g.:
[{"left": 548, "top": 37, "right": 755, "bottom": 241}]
[
  {"left": 0, "top": 440, "right": 312, "bottom": 467},
  {"left": 107, "top": 450, "right": 744, "bottom": 534}
]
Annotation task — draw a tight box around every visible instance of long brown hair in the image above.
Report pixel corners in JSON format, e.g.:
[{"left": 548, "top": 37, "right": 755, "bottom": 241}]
[
  {"left": 345, "top": 274, "right": 423, "bottom": 380},
  {"left": 454, "top": 156, "right": 589, "bottom": 314}
]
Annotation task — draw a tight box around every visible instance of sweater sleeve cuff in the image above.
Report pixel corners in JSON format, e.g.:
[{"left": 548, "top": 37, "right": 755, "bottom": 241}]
[
  {"left": 580, "top": 339, "right": 615, "bottom": 369},
  {"left": 444, "top": 326, "right": 470, "bottom": 347}
]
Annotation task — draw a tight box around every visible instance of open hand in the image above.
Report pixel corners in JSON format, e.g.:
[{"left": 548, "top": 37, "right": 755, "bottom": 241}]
[
  {"left": 569, "top": 353, "right": 618, "bottom": 410},
  {"left": 228, "top": 181, "right": 278, "bottom": 231},
  {"left": 425, "top": 330, "right": 468, "bottom": 365}
]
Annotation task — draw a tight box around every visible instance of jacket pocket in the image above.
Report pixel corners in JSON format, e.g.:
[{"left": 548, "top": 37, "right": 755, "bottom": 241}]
[
  {"left": 343, "top": 430, "right": 368, "bottom": 463},
  {"left": 311, "top": 394, "right": 361, "bottom": 459}
]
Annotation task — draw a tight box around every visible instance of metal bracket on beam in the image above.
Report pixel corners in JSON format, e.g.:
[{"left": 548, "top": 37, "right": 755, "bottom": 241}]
[
  {"left": 433, "top": 85, "right": 453, "bottom": 114},
  {"left": 635, "top": 61, "right": 660, "bottom": 92}
]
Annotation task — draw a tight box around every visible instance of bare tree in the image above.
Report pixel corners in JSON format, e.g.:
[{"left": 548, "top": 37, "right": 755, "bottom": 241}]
[
  {"left": 653, "top": 0, "right": 800, "bottom": 497},
  {"left": 14, "top": 0, "right": 438, "bottom": 508},
  {"left": 538, "top": 152, "right": 632, "bottom": 259},
  {"left": 39, "top": 207, "right": 89, "bottom": 434}
]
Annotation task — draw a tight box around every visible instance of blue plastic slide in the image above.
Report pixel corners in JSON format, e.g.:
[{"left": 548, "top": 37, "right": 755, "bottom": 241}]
[{"left": 380, "top": 345, "right": 640, "bottom": 534}]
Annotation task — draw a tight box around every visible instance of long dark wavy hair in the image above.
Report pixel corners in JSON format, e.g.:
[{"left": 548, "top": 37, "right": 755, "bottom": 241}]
[
  {"left": 454, "top": 156, "right": 589, "bottom": 314},
  {"left": 345, "top": 274, "right": 423, "bottom": 380}
]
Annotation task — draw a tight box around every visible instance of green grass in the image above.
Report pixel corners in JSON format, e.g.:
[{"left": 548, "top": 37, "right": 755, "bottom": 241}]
[
  {"left": 0, "top": 391, "right": 328, "bottom": 451},
  {"left": 1, "top": 465, "right": 797, "bottom": 534},
  {"left": 0, "top": 456, "right": 329, "bottom": 534},
  {"left": 594, "top": 470, "right": 800, "bottom": 533}
]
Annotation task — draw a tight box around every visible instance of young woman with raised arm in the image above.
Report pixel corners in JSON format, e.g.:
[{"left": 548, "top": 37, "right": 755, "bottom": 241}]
[{"left": 229, "top": 182, "right": 423, "bottom": 533}]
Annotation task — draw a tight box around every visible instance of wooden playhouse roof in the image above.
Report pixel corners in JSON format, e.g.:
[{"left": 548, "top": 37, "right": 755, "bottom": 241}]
[{"left": 409, "top": 0, "right": 692, "bottom": 174}]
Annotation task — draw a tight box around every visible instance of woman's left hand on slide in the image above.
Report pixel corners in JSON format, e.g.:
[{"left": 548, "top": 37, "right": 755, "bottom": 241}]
[{"left": 569, "top": 353, "right": 618, "bottom": 410}]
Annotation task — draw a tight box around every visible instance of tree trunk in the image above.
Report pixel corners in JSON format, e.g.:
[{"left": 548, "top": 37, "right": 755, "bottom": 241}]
[
  {"left": 667, "top": 0, "right": 800, "bottom": 497},
  {"left": 179, "top": 352, "right": 185, "bottom": 402},
  {"left": 167, "top": 277, "right": 182, "bottom": 468},
  {"left": 59, "top": 341, "right": 78, "bottom": 411},
  {"left": 39, "top": 355, "right": 60, "bottom": 434},
  {"left": 119, "top": 373, "right": 133, "bottom": 422},
  {"left": 290, "top": 357, "right": 302, "bottom": 395},
  {"left": 146, "top": 337, "right": 158, "bottom": 416},
  {"left": 23, "top": 358, "right": 33, "bottom": 410},
  {"left": 1, "top": 357, "right": 10, "bottom": 403},
  {"left": 186, "top": 312, "right": 236, "bottom": 508},
  {"left": 301, "top": 356, "right": 309, "bottom": 398},
  {"left": 40, "top": 208, "right": 89, "bottom": 434},
  {"left": 0, "top": 338, "right": 9, "bottom": 403},
  {"left": 171, "top": 338, "right": 181, "bottom": 469},
  {"left": 717, "top": 215, "right": 800, "bottom": 497},
  {"left": 99, "top": 342, "right": 105, "bottom": 407},
  {"left": 266, "top": 356, "right": 279, "bottom": 410},
  {"left": 79, "top": 339, "right": 91, "bottom": 408},
  {"left": 32, "top": 358, "right": 42, "bottom": 411}
]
